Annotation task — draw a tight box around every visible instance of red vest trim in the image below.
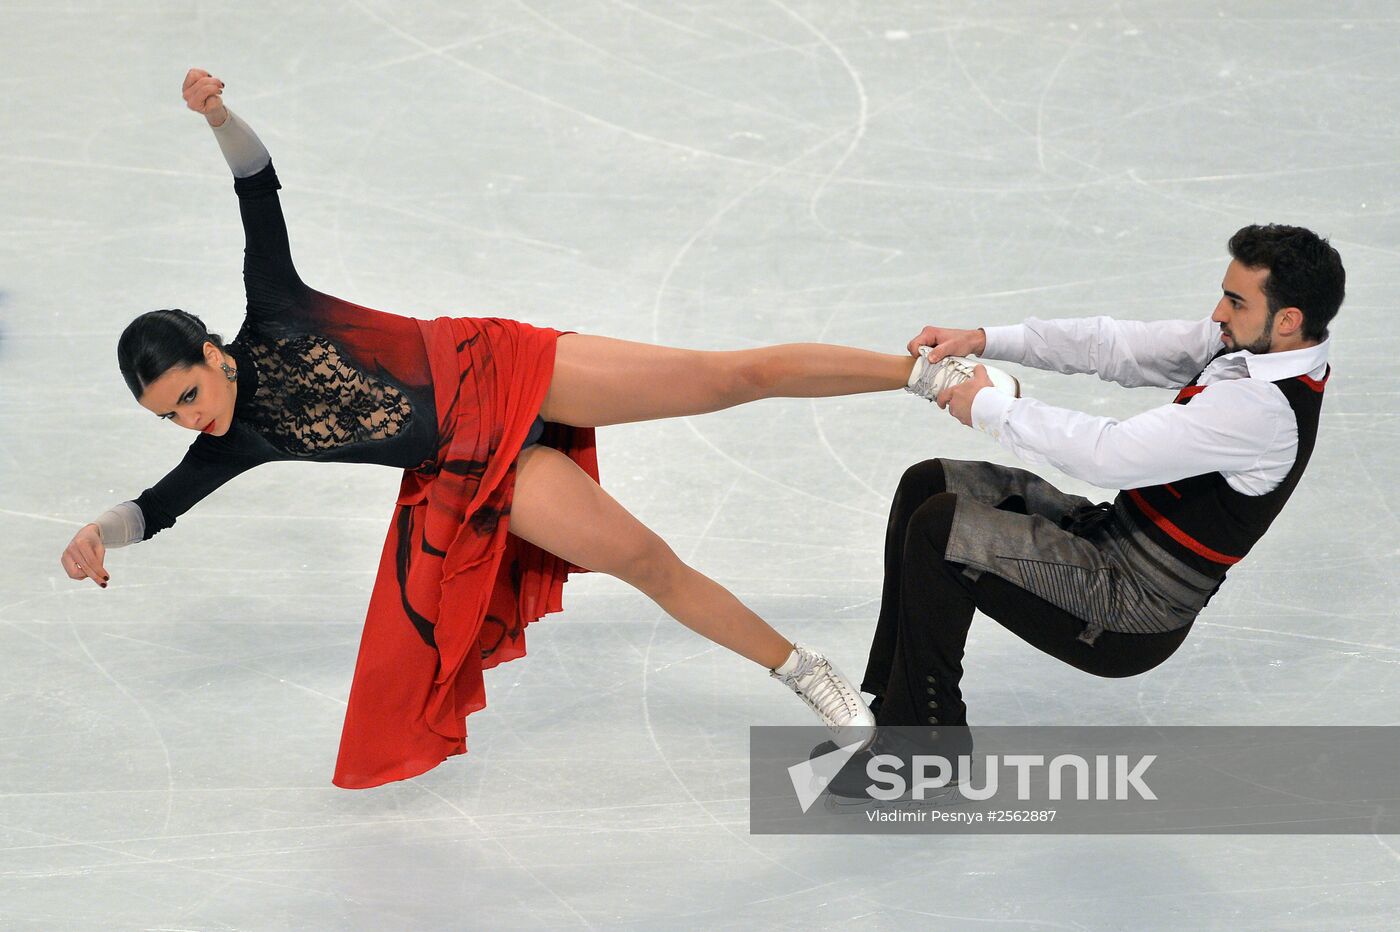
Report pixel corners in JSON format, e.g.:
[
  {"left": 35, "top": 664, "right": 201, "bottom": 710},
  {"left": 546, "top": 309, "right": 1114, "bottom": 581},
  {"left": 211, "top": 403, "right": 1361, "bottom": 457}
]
[
  {"left": 1297, "top": 366, "right": 1330, "bottom": 393},
  {"left": 1126, "top": 489, "right": 1243, "bottom": 565}
]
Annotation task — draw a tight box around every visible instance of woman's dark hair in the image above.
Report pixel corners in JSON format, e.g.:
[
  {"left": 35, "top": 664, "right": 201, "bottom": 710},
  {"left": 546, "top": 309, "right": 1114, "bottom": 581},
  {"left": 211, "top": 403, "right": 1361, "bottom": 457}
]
[
  {"left": 1227, "top": 224, "right": 1345, "bottom": 342},
  {"left": 117, "top": 309, "right": 224, "bottom": 399}
]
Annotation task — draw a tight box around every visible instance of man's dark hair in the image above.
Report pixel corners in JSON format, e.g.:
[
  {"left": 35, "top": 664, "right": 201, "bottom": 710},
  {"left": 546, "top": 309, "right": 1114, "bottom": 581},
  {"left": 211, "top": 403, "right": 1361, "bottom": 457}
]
[
  {"left": 1227, "top": 224, "right": 1345, "bottom": 342},
  {"left": 117, "top": 308, "right": 225, "bottom": 399}
]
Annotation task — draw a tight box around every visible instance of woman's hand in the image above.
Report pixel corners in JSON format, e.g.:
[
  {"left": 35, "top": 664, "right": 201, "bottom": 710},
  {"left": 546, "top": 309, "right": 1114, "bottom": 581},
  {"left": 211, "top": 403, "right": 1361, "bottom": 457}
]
[
  {"left": 61, "top": 524, "right": 109, "bottom": 588},
  {"left": 907, "top": 326, "right": 986, "bottom": 363},
  {"left": 182, "top": 68, "right": 228, "bottom": 127}
]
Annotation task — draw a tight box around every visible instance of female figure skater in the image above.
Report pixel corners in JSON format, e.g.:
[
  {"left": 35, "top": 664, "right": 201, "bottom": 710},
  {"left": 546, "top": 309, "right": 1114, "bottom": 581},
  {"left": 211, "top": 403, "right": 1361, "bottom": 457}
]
[{"left": 59, "top": 70, "right": 921, "bottom": 788}]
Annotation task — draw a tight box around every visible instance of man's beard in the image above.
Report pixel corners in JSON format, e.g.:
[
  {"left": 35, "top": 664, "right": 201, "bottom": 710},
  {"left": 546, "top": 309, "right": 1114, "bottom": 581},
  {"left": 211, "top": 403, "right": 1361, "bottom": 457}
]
[{"left": 1235, "top": 309, "right": 1278, "bottom": 354}]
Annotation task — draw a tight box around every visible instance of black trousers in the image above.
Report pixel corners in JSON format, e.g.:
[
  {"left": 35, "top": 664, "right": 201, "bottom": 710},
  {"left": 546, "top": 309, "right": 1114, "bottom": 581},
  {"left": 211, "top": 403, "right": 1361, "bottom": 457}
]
[{"left": 861, "top": 460, "right": 1192, "bottom": 728}]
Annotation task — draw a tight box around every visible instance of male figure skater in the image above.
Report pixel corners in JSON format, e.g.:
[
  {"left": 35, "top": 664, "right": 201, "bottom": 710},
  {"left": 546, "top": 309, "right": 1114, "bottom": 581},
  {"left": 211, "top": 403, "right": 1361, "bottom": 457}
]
[{"left": 839, "top": 224, "right": 1342, "bottom": 788}]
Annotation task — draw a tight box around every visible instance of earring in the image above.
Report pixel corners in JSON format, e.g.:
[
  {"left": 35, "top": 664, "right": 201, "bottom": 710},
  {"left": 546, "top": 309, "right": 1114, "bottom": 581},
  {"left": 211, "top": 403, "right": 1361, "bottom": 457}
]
[{"left": 220, "top": 360, "right": 238, "bottom": 382}]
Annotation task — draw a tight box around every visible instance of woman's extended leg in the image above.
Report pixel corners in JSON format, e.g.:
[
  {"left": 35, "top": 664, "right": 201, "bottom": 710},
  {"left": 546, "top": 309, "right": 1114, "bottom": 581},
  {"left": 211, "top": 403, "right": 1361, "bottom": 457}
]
[
  {"left": 540, "top": 334, "right": 916, "bottom": 427},
  {"left": 510, "top": 444, "right": 792, "bottom": 668}
]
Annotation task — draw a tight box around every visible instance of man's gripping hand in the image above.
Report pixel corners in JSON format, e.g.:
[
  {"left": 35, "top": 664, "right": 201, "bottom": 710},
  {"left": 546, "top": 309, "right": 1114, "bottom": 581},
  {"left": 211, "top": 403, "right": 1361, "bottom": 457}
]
[
  {"left": 937, "top": 364, "right": 994, "bottom": 427},
  {"left": 907, "top": 326, "right": 986, "bottom": 364}
]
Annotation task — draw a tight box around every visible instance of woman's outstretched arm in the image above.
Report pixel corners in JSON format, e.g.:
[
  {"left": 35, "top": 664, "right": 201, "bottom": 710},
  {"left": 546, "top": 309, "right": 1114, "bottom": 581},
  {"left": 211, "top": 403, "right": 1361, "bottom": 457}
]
[{"left": 184, "top": 68, "right": 304, "bottom": 312}]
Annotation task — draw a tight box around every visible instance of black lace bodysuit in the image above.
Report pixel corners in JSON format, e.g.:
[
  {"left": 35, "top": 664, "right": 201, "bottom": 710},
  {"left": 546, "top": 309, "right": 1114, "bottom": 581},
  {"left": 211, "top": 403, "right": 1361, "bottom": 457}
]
[{"left": 132, "top": 163, "right": 444, "bottom": 539}]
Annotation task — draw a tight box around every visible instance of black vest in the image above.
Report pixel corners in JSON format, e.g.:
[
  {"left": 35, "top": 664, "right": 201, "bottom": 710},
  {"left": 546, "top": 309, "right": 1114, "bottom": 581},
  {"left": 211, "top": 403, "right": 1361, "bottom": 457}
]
[{"left": 1114, "top": 349, "right": 1329, "bottom": 580}]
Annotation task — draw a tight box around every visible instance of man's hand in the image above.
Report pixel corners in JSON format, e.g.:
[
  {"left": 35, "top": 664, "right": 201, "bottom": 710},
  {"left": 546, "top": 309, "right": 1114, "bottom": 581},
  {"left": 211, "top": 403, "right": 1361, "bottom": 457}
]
[
  {"left": 182, "top": 68, "right": 228, "bottom": 126},
  {"left": 936, "top": 364, "right": 993, "bottom": 427},
  {"left": 908, "top": 326, "right": 986, "bottom": 363}
]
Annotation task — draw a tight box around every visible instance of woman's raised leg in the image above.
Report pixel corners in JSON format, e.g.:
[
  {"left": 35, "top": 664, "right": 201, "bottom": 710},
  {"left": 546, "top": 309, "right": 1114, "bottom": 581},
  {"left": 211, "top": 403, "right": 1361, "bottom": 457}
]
[
  {"left": 510, "top": 444, "right": 793, "bottom": 668},
  {"left": 539, "top": 334, "right": 916, "bottom": 428}
]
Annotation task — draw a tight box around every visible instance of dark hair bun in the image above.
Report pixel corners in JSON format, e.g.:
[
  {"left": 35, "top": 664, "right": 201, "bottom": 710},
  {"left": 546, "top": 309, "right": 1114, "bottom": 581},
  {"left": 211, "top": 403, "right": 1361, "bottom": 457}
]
[{"left": 117, "top": 309, "right": 224, "bottom": 398}]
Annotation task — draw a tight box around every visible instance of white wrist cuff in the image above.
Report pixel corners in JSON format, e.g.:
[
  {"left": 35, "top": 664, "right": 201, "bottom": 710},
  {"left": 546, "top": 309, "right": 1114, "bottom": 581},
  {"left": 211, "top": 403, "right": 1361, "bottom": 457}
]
[
  {"left": 980, "top": 324, "right": 1027, "bottom": 363},
  {"left": 970, "top": 387, "right": 1015, "bottom": 438}
]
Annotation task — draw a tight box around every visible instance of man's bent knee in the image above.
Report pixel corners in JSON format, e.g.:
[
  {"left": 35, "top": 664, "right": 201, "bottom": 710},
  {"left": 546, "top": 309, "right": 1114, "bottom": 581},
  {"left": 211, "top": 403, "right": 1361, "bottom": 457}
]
[
  {"left": 906, "top": 492, "right": 959, "bottom": 548},
  {"left": 898, "top": 459, "right": 949, "bottom": 498}
]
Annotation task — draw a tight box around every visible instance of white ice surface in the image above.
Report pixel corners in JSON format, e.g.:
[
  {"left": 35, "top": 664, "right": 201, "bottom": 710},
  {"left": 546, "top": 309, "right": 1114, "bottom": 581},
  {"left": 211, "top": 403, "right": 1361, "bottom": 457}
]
[{"left": 3, "top": 1, "right": 1399, "bottom": 928}]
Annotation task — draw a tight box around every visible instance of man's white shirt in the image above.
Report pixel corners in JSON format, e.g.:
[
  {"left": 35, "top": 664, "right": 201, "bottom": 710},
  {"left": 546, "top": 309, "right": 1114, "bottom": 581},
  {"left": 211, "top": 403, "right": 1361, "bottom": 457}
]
[{"left": 968, "top": 316, "right": 1331, "bottom": 495}]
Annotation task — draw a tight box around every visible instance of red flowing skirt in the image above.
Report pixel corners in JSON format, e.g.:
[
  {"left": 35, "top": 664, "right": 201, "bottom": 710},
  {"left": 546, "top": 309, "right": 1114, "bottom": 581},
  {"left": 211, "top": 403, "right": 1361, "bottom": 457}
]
[{"left": 333, "top": 316, "right": 598, "bottom": 789}]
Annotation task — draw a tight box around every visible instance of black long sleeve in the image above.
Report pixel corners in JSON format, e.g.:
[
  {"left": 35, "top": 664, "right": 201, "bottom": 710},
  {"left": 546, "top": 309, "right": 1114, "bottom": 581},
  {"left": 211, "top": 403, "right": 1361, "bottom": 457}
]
[
  {"left": 132, "top": 439, "right": 269, "bottom": 540},
  {"left": 234, "top": 162, "right": 312, "bottom": 329}
]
